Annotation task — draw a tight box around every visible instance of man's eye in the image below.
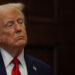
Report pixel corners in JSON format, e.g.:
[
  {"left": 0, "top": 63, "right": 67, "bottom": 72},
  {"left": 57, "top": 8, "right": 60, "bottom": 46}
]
[
  {"left": 17, "top": 19, "right": 23, "bottom": 24},
  {"left": 5, "top": 21, "right": 14, "bottom": 27}
]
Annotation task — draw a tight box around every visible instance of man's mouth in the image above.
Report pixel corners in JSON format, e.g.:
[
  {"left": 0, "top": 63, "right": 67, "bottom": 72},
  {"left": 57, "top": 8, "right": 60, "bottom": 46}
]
[{"left": 16, "top": 36, "right": 24, "bottom": 40}]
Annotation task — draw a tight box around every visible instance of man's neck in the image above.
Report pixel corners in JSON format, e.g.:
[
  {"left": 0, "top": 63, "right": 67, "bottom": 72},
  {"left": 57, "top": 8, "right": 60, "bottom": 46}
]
[{"left": 0, "top": 46, "right": 24, "bottom": 57}]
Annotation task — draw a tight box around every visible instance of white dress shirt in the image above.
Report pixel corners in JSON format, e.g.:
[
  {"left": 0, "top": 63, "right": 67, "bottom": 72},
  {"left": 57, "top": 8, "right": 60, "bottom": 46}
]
[{"left": 0, "top": 48, "right": 28, "bottom": 75}]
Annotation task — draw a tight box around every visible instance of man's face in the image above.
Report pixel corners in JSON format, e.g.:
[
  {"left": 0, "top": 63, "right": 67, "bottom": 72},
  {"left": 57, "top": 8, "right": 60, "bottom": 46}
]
[{"left": 0, "top": 9, "right": 27, "bottom": 48}]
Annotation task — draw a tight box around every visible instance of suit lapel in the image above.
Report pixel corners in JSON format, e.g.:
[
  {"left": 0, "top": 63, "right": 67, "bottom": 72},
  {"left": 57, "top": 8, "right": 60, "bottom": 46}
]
[
  {"left": 24, "top": 54, "right": 38, "bottom": 75},
  {"left": 0, "top": 52, "right": 7, "bottom": 75},
  {"left": 0, "top": 49, "right": 38, "bottom": 75}
]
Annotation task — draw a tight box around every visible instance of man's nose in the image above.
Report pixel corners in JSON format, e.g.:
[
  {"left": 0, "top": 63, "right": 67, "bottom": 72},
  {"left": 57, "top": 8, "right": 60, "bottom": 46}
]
[{"left": 15, "top": 22, "right": 22, "bottom": 33}]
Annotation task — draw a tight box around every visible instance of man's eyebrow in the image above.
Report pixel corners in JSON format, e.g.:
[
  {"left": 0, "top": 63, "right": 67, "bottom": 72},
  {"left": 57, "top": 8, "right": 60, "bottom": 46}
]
[
  {"left": 17, "top": 18, "right": 23, "bottom": 20},
  {"left": 17, "top": 18, "right": 24, "bottom": 22},
  {"left": 5, "top": 20, "right": 14, "bottom": 23}
]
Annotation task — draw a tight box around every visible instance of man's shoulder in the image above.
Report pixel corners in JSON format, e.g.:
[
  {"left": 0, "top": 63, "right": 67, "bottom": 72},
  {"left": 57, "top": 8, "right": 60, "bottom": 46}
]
[
  {"left": 24, "top": 54, "right": 53, "bottom": 75},
  {"left": 25, "top": 54, "right": 50, "bottom": 67}
]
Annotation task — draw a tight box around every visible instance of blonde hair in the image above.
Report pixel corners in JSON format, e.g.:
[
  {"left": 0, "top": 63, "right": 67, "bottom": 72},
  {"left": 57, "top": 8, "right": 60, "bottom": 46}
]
[
  {"left": 0, "top": 3, "right": 24, "bottom": 11},
  {"left": 0, "top": 3, "right": 25, "bottom": 21}
]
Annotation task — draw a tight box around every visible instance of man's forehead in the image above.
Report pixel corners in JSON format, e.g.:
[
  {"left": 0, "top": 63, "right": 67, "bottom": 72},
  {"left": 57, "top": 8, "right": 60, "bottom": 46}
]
[
  {"left": 0, "top": 9, "right": 23, "bottom": 20},
  {"left": 0, "top": 7, "right": 18, "bottom": 15}
]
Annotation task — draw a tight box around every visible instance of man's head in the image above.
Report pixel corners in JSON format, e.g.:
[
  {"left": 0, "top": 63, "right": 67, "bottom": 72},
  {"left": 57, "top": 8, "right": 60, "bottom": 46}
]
[{"left": 0, "top": 3, "right": 27, "bottom": 50}]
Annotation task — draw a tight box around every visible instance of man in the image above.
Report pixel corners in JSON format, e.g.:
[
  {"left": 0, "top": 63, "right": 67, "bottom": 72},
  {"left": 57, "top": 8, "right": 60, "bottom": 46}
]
[{"left": 0, "top": 3, "right": 53, "bottom": 75}]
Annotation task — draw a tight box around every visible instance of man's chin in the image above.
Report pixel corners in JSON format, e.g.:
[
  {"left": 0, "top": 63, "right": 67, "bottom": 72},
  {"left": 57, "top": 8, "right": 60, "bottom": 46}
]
[{"left": 14, "top": 41, "right": 27, "bottom": 47}]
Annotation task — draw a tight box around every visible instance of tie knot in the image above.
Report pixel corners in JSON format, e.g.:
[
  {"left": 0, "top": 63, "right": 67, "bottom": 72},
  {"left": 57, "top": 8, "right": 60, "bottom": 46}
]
[{"left": 12, "top": 58, "right": 20, "bottom": 65}]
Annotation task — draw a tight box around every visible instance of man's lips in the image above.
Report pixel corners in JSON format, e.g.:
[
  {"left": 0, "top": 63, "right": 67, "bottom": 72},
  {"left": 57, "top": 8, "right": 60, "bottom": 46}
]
[{"left": 16, "top": 36, "right": 24, "bottom": 40}]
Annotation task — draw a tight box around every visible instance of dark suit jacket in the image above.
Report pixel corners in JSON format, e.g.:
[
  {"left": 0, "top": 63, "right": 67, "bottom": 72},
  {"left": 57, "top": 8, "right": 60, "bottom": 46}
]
[{"left": 0, "top": 52, "right": 53, "bottom": 75}]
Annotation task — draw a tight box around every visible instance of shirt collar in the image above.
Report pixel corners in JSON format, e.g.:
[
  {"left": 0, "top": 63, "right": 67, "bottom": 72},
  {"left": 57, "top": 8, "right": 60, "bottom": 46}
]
[
  {"left": 0, "top": 48, "right": 25, "bottom": 68},
  {"left": 17, "top": 49, "right": 25, "bottom": 67}
]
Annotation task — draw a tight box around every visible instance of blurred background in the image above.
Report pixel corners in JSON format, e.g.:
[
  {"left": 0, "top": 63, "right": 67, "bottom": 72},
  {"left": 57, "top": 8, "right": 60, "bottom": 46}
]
[{"left": 0, "top": 0, "right": 75, "bottom": 75}]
